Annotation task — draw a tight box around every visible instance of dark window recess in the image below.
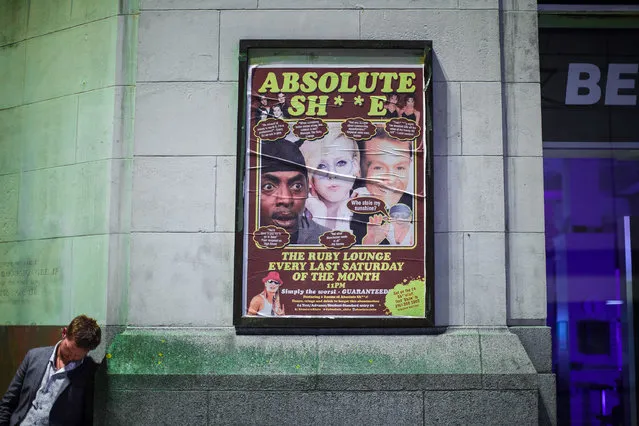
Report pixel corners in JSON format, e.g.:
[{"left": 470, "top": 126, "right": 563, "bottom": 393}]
[{"left": 577, "top": 320, "right": 611, "bottom": 355}]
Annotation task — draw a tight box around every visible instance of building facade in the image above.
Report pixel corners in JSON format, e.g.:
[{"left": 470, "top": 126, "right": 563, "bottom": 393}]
[{"left": 1, "top": 0, "right": 636, "bottom": 424}]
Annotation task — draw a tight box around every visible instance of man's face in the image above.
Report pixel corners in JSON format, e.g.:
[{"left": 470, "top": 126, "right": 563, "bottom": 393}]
[
  {"left": 58, "top": 336, "right": 89, "bottom": 365},
  {"left": 260, "top": 171, "right": 308, "bottom": 233},
  {"left": 278, "top": 93, "right": 286, "bottom": 103},
  {"left": 363, "top": 138, "right": 411, "bottom": 205},
  {"left": 264, "top": 278, "right": 282, "bottom": 293}
]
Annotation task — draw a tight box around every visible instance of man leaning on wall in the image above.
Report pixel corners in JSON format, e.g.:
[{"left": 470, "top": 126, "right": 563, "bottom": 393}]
[{"left": 0, "top": 315, "right": 101, "bottom": 426}]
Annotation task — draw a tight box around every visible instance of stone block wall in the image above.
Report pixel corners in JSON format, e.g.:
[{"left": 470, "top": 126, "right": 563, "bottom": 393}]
[
  {"left": 129, "top": 0, "right": 546, "bottom": 330},
  {"left": 100, "top": 328, "right": 541, "bottom": 425},
  {"left": 99, "top": 0, "right": 553, "bottom": 424}
]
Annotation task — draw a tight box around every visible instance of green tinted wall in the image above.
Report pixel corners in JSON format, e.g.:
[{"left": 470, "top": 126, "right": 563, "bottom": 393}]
[{"left": 0, "top": 0, "right": 136, "bottom": 327}]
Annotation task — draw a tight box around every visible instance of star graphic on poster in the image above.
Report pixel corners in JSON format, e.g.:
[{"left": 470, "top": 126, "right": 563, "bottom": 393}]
[
  {"left": 353, "top": 95, "right": 364, "bottom": 106},
  {"left": 333, "top": 95, "right": 344, "bottom": 106}
]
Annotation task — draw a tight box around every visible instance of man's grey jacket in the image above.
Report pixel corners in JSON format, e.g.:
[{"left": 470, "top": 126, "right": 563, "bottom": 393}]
[{"left": 0, "top": 346, "right": 97, "bottom": 426}]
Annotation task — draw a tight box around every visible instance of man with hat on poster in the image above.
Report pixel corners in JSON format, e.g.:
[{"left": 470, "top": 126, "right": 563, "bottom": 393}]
[
  {"left": 259, "top": 139, "right": 329, "bottom": 245},
  {"left": 248, "top": 271, "right": 286, "bottom": 316}
]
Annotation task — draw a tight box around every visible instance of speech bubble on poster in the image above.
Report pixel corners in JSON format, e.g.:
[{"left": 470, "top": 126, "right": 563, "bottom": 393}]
[
  {"left": 319, "top": 230, "right": 356, "bottom": 250},
  {"left": 385, "top": 278, "right": 426, "bottom": 317},
  {"left": 292, "top": 118, "right": 328, "bottom": 141},
  {"left": 341, "top": 118, "right": 376, "bottom": 141},
  {"left": 253, "top": 118, "right": 289, "bottom": 141},
  {"left": 385, "top": 117, "right": 421, "bottom": 141},
  {"left": 347, "top": 197, "right": 386, "bottom": 214},
  {"left": 253, "top": 226, "right": 291, "bottom": 249}
]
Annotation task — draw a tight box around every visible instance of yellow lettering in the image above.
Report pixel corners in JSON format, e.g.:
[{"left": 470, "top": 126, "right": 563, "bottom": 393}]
[
  {"left": 288, "top": 95, "right": 306, "bottom": 117},
  {"left": 357, "top": 72, "right": 379, "bottom": 93},
  {"left": 300, "top": 72, "right": 318, "bottom": 93},
  {"left": 257, "top": 72, "right": 280, "bottom": 93},
  {"left": 368, "top": 96, "right": 387, "bottom": 116},
  {"left": 378, "top": 72, "right": 398, "bottom": 92},
  {"left": 338, "top": 72, "right": 357, "bottom": 93},
  {"left": 281, "top": 72, "right": 300, "bottom": 92},
  {"left": 397, "top": 72, "right": 416, "bottom": 93},
  {"left": 306, "top": 96, "right": 328, "bottom": 116},
  {"left": 318, "top": 72, "right": 339, "bottom": 93}
]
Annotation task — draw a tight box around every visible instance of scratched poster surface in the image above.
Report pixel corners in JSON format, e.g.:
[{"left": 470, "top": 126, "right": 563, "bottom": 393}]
[{"left": 242, "top": 63, "right": 429, "bottom": 319}]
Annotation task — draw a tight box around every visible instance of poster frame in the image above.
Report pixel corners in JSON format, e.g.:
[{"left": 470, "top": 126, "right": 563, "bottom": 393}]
[{"left": 233, "top": 40, "right": 434, "bottom": 329}]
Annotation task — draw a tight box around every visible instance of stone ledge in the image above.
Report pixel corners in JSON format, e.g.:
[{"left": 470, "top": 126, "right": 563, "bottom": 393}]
[
  {"left": 509, "top": 326, "right": 552, "bottom": 373},
  {"left": 98, "top": 389, "right": 539, "bottom": 426},
  {"left": 104, "top": 327, "right": 538, "bottom": 391}
]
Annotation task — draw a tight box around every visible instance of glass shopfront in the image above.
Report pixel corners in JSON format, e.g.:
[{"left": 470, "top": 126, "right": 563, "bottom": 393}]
[{"left": 541, "top": 27, "right": 639, "bottom": 425}]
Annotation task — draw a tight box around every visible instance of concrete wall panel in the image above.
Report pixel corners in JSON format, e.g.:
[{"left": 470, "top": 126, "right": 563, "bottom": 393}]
[
  {"left": 0, "top": 108, "right": 23, "bottom": 175},
  {"left": 508, "top": 233, "right": 546, "bottom": 321},
  {"left": 24, "top": 18, "right": 117, "bottom": 103},
  {"left": 433, "top": 81, "right": 462, "bottom": 157},
  {"left": 0, "top": 238, "right": 73, "bottom": 325},
  {"left": 259, "top": 0, "right": 458, "bottom": 8},
  {"left": 504, "top": 82, "right": 543, "bottom": 157},
  {"left": 129, "top": 232, "right": 234, "bottom": 326},
  {"left": 423, "top": 390, "right": 537, "bottom": 425},
  {"left": 137, "top": 10, "right": 219, "bottom": 82},
  {"left": 20, "top": 96, "right": 78, "bottom": 171},
  {"left": 132, "top": 157, "right": 216, "bottom": 232},
  {"left": 71, "top": 235, "right": 109, "bottom": 322},
  {"left": 0, "top": 0, "right": 28, "bottom": 46},
  {"left": 18, "top": 161, "right": 111, "bottom": 240},
  {"left": 209, "top": 391, "right": 423, "bottom": 426},
  {"left": 460, "top": 0, "right": 499, "bottom": 9},
  {"left": 27, "top": 0, "right": 118, "bottom": 39},
  {"left": 134, "top": 82, "right": 237, "bottom": 156},
  {"left": 507, "top": 156, "right": 545, "bottom": 233},
  {"left": 464, "top": 232, "right": 506, "bottom": 325},
  {"left": 105, "top": 390, "right": 208, "bottom": 425},
  {"left": 434, "top": 155, "right": 505, "bottom": 233},
  {"left": 434, "top": 232, "right": 464, "bottom": 326},
  {"left": 214, "top": 156, "right": 237, "bottom": 233},
  {"left": 461, "top": 82, "right": 503, "bottom": 156},
  {"left": 77, "top": 88, "right": 117, "bottom": 163},
  {"left": 140, "top": 0, "right": 257, "bottom": 9},
  {"left": 219, "top": 10, "right": 359, "bottom": 81},
  {"left": 361, "top": 10, "right": 500, "bottom": 82},
  {"left": 0, "top": 174, "right": 19, "bottom": 242},
  {"left": 0, "top": 42, "right": 26, "bottom": 109},
  {"left": 502, "top": 11, "right": 540, "bottom": 83}
]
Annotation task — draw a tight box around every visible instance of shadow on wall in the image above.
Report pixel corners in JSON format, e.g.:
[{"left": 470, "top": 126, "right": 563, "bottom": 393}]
[{"left": 432, "top": 52, "right": 453, "bottom": 326}]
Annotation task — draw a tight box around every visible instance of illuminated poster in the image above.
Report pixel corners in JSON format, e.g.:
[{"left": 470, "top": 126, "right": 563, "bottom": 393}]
[{"left": 240, "top": 58, "right": 431, "bottom": 322}]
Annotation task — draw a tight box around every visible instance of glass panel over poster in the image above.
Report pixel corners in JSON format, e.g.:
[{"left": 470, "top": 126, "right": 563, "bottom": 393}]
[{"left": 234, "top": 41, "right": 433, "bottom": 328}]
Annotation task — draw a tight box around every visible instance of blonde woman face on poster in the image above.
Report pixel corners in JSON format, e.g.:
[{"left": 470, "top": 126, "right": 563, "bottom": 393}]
[{"left": 303, "top": 135, "right": 360, "bottom": 203}]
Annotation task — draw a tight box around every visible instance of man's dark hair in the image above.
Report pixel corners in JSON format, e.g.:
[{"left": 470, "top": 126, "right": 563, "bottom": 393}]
[
  {"left": 66, "top": 315, "right": 101, "bottom": 350},
  {"left": 260, "top": 139, "right": 308, "bottom": 179}
]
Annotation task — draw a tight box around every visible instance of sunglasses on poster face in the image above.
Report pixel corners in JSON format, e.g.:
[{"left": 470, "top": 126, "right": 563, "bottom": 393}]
[{"left": 266, "top": 279, "right": 282, "bottom": 285}]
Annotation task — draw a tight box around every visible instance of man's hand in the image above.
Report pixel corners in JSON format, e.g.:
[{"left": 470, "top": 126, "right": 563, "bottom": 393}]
[{"left": 362, "top": 214, "right": 390, "bottom": 245}]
